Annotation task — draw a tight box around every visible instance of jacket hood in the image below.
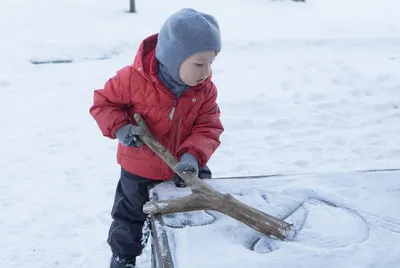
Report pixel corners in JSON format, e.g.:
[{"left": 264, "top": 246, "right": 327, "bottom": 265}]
[{"left": 132, "top": 34, "right": 212, "bottom": 91}]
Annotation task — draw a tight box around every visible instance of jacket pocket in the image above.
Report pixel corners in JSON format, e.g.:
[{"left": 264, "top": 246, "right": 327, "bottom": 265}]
[
  {"left": 122, "top": 144, "right": 154, "bottom": 158},
  {"left": 139, "top": 143, "right": 154, "bottom": 156}
]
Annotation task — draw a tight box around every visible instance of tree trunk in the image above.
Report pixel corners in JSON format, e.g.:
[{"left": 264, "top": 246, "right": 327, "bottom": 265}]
[
  {"left": 129, "top": 0, "right": 136, "bottom": 13},
  {"left": 134, "top": 113, "right": 293, "bottom": 240}
]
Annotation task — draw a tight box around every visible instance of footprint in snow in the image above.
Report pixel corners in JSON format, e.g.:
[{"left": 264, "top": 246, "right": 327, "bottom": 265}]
[
  {"left": 163, "top": 211, "right": 216, "bottom": 228},
  {"left": 252, "top": 198, "right": 369, "bottom": 253}
]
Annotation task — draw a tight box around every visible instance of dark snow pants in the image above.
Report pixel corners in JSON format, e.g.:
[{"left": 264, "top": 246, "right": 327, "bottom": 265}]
[
  {"left": 107, "top": 167, "right": 212, "bottom": 258},
  {"left": 107, "top": 168, "right": 156, "bottom": 258}
]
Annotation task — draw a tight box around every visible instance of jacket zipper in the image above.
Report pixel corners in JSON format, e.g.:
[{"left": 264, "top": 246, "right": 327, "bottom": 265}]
[
  {"left": 175, "top": 118, "right": 182, "bottom": 154},
  {"left": 169, "top": 99, "right": 177, "bottom": 120}
]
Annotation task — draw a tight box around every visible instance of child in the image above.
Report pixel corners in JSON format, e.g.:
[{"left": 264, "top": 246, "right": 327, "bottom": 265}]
[{"left": 89, "top": 8, "right": 224, "bottom": 268}]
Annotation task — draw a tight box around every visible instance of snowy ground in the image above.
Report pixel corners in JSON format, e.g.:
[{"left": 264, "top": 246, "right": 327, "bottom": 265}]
[
  {"left": 153, "top": 171, "right": 400, "bottom": 268},
  {"left": 1, "top": 0, "right": 399, "bottom": 267}
]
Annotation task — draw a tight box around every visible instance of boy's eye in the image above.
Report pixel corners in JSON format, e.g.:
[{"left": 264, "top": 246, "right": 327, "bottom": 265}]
[{"left": 195, "top": 63, "right": 204, "bottom": 67}]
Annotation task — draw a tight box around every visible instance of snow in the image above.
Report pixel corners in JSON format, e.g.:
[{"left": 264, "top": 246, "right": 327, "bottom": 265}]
[
  {"left": 1, "top": 0, "right": 399, "bottom": 267},
  {"left": 152, "top": 171, "right": 400, "bottom": 268}
]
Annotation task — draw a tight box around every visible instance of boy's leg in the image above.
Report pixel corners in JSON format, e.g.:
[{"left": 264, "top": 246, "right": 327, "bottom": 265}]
[{"left": 107, "top": 168, "right": 155, "bottom": 260}]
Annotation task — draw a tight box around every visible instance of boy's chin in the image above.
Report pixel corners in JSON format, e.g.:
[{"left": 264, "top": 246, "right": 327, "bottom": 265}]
[
  {"left": 195, "top": 79, "right": 205, "bottom": 85},
  {"left": 184, "top": 79, "right": 205, "bottom": 87}
]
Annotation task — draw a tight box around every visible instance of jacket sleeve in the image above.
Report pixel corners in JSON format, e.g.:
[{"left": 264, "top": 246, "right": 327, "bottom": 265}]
[
  {"left": 89, "top": 65, "right": 133, "bottom": 139},
  {"left": 177, "top": 83, "right": 224, "bottom": 167}
]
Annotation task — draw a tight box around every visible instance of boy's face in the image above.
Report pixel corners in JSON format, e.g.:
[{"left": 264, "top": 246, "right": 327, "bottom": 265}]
[{"left": 179, "top": 51, "right": 217, "bottom": 86}]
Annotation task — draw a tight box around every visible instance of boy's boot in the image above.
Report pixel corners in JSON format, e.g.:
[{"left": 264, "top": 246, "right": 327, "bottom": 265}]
[{"left": 110, "top": 255, "right": 136, "bottom": 268}]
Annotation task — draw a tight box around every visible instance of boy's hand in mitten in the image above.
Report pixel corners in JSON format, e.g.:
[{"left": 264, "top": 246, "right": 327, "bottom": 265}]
[
  {"left": 172, "top": 164, "right": 212, "bottom": 188},
  {"left": 172, "top": 174, "right": 188, "bottom": 188},
  {"left": 115, "top": 124, "right": 144, "bottom": 148},
  {"left": 174, "top": 153, "right": 199, "bottom": 175},
  {"left": 173, "top": 153, "right": 199, "bottom": 187}
]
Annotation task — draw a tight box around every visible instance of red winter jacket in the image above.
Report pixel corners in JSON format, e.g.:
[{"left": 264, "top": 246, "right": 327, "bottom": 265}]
[{"left": 89, "top": 34, "right": 224, "bottom": 181}]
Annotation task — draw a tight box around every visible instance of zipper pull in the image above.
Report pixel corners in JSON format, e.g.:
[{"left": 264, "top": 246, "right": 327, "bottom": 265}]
[{"left": 169, "top": 100, "right": 177, "bottom": 120}]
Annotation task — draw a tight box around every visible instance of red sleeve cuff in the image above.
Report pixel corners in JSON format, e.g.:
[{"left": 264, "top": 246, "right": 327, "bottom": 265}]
[{"left": 109, "top": 120, "right": 130, "bottom": 139}]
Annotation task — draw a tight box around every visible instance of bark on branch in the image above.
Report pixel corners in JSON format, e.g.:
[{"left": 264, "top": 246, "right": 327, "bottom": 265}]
[{"left": 134, "top": 113, "right": 293, "bottom": 240}]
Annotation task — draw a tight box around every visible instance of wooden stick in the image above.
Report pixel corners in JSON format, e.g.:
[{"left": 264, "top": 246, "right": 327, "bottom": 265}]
[{"left": 134, "top": 113, "right": 293, "bottom": 240}]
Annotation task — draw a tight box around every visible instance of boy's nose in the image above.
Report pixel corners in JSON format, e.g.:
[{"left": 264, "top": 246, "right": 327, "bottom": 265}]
[{"left": 202, "top": 65, "right": 211, "bottom": 77}]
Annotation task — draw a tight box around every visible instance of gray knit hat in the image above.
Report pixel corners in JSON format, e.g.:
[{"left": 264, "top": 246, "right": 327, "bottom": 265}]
[{"left": 155, "top": 8, "right": 221, "bottom": 84}]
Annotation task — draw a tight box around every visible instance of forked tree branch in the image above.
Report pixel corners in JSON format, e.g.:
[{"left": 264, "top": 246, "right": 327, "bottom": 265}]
[{"left": 134, "top": 113, "right": 293, "bottom": 240}]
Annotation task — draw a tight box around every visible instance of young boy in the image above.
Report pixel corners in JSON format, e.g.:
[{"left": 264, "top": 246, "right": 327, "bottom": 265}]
[{"left": 89, "top": 8, "right": 224, "bottom": 268}]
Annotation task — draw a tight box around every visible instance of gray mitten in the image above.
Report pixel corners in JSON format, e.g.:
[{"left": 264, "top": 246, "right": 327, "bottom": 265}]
[
  {"left": 115, "top": 124, "right": 143, "bottom": 147},
  {"left": 173, "top": 153, "right": 200, "bottom": 188},
  {"left": 174, "top": 153, "right": 199, "bottom": 174}
]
